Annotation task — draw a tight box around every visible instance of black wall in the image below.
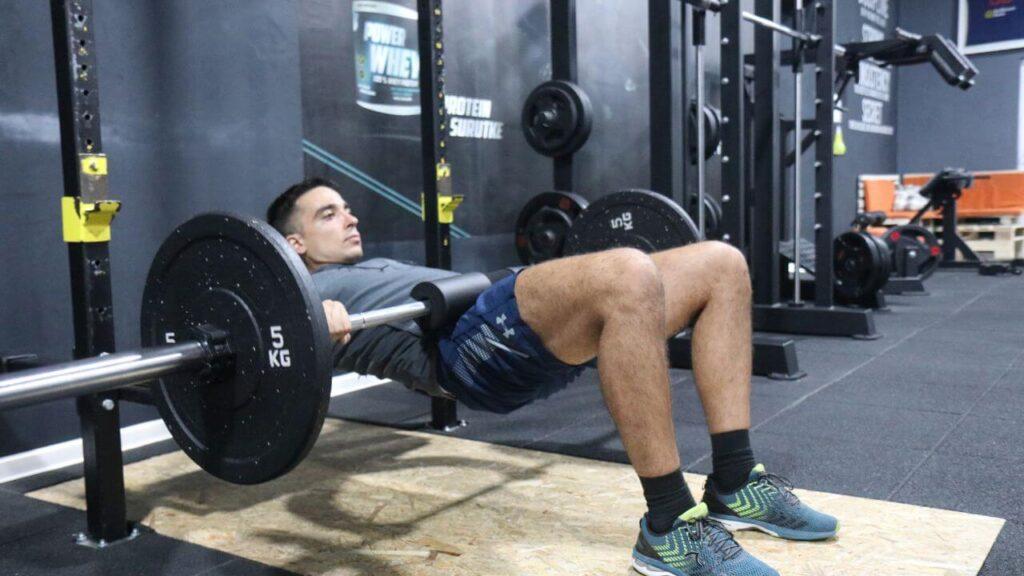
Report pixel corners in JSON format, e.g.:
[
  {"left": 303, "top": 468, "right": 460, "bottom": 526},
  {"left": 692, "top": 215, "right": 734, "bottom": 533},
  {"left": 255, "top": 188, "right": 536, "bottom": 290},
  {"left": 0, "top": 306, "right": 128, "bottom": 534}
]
[
  {"left": 0, "top": 1, "right": 304, "bottom": 457},
  {"left": 898, "top": 0, "right": 1020, "bottom": 172}
]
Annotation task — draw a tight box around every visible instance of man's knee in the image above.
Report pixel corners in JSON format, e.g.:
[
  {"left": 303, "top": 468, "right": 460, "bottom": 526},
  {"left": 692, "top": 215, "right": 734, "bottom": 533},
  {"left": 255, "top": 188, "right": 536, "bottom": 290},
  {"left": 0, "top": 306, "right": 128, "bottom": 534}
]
[
  {"left": 590, "top": 248, "right": 664, "bottom": 311},
  {"left": 701, "top": 241, "right": 751, "bottom": 297},
  {"left": 699, "top": 241, "right": 746, "bottom": 274}
]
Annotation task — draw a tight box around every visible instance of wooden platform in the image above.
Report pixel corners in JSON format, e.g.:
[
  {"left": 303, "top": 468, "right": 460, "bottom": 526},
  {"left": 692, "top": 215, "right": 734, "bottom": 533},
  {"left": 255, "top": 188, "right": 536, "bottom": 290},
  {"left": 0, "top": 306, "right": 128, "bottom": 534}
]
[
  {"left": 29, "top": 420, "right": 1004, "bottom": 576},
  {"left": 954, "top": 223, "right": 1024, "bottom": 260}
]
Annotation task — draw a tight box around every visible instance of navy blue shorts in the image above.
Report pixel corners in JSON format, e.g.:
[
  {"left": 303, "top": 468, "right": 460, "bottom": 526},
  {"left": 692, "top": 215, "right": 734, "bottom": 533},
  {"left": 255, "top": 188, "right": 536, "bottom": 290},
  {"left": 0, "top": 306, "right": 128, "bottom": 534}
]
[{"left": 437, "top": 271, "right": 585, "bottom": 414}]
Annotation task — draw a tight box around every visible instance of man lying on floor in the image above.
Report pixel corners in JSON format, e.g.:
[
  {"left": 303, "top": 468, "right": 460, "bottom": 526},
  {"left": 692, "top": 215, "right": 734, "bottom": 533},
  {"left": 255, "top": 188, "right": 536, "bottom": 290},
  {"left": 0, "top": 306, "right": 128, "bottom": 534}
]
[{"left": 266, "top": 178, "right": 838, "bottom": 576}]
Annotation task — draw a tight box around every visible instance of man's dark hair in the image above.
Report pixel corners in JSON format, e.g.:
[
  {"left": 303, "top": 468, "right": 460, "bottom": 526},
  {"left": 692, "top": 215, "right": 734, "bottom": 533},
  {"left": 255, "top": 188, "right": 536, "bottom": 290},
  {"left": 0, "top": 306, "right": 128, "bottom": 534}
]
[{"left": 266, "top": 177, "right": 342, "bottom": 235}]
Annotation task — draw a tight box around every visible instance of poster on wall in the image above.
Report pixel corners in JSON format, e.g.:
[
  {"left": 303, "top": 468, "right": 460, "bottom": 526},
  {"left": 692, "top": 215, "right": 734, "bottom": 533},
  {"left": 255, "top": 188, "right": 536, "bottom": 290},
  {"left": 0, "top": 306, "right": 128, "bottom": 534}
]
[
  {"left": 845, "top": 0, "right": 895, "bottom": 137},
  {"left": 959, "top": 0, "right": 1024, "bottom": 54},
  {"left": 352, "top": 1, "right": 420, "bottom": 115}
]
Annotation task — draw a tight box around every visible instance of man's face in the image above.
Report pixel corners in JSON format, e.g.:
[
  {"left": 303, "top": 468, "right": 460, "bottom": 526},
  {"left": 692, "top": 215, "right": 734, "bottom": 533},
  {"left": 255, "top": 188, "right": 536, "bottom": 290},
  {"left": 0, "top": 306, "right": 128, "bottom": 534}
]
[{"left": 286, "top": 186, "right": 363, "bottom": 269}]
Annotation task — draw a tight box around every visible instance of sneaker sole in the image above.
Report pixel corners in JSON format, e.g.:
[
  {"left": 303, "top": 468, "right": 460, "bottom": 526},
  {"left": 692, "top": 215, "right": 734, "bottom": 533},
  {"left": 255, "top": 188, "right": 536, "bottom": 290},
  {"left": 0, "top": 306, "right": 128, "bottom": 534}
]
[
  {"left": 631, "top": 555, "right": 680, "bottom": 576},
  {"left": 711, "top": 515, "right": 837, "bottom": 541}
]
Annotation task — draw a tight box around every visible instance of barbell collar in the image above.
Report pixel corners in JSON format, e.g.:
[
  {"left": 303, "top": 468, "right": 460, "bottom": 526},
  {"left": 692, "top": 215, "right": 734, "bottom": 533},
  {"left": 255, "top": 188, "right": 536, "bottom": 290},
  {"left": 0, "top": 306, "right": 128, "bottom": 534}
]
[{"left": 0, "top": 342, "right": 209, "bottom": 411}]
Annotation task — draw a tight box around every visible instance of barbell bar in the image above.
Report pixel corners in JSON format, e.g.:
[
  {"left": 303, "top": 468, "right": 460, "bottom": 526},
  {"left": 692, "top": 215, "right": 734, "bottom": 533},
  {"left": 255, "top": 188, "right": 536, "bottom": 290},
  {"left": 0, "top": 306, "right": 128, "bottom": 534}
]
[
  {"left": 0, "top": 342, "right": 210, "bottom": 411},
  {"left": 0, "top": 300, "right": 438, "bottom": 412},
  {"left": 741, "top": 11, "right": 820, "bottom": 45},
  {"left": 682, "top": 1, "right": 821, "bottom": 45},
  {"left": 0, "top": 213, "right": 494, "bottom": 485}
]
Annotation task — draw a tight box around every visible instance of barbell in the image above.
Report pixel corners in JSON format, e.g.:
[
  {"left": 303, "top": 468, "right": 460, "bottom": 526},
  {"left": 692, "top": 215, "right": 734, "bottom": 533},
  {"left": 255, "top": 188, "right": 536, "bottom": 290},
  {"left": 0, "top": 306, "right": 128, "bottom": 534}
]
[{"left": 0, "top": 213, "right": 496, "bottom": 485}]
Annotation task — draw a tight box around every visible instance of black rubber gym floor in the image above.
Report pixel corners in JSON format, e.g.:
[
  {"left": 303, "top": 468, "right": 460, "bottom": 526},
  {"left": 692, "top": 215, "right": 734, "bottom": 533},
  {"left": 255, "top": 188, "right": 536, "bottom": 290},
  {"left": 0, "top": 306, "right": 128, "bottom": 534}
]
[{"left": 0, "top": 269, "right": 1020, "bottom": 574}]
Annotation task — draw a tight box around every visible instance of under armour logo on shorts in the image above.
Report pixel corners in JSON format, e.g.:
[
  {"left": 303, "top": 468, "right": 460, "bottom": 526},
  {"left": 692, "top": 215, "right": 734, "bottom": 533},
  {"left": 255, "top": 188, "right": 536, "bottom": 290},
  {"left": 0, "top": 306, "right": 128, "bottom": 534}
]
[{"left": 495, "top": 314, "right": 515, "bottom": 338}]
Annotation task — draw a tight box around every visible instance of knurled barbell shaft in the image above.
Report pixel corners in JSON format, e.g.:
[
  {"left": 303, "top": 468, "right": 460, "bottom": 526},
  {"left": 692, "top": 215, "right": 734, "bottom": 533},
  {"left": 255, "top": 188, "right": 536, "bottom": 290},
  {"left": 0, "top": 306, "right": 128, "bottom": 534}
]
[
  {"left": 0, "top": 300, "right": 435, "bottom": 411},
  {"left": 0, "top": 342, "right": 209, "bottom": 410}
]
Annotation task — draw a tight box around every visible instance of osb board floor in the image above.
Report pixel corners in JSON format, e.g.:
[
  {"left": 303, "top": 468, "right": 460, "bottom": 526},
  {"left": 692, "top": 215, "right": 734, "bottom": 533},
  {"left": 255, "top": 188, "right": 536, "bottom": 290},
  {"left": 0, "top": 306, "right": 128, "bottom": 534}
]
[{"left": 30, "top": 420, "right": 1003, "bottom": 576}]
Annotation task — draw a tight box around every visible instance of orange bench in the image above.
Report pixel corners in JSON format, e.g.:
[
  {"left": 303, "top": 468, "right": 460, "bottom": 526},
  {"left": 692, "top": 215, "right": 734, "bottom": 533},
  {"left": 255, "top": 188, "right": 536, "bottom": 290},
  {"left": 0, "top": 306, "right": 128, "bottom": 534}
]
[{"left": 861, "top": 177, "right": 937, "bottom": 221}]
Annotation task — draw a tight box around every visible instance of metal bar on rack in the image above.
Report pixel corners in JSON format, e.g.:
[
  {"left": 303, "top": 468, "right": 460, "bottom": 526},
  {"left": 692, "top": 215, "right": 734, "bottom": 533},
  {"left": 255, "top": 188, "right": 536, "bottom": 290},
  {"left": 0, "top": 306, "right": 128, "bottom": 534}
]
[
  {"left": 813, "top": 0, "right": 836, "bottom": 307},
  {"left": 742, "top": 10, "right": 819, "bottom": 43}
]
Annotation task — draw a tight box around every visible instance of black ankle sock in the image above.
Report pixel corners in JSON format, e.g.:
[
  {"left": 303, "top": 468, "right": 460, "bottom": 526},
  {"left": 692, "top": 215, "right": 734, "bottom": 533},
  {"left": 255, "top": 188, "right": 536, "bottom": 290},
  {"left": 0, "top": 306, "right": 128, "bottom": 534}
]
[
  {"left": 710, "top": 429, "right": 756, "bottom": 493},
  {"left": 640, "top": 468, "right": 697, "bottom": 534}
]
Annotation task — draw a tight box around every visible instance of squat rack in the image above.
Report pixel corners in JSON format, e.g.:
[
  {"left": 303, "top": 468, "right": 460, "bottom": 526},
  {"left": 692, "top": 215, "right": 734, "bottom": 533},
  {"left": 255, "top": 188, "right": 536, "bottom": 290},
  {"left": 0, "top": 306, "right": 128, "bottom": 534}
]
[
  {"left": 731, "top": 0, "right": 877, "bottom": 337},
  {"left": 649, "top": 0, "right": 804, "bottom": 380},
  {"left": 41, "top": 0, "right": 463, "bottom": 544},
  {"left": 49, "top": 0, "right": 137, "bottom": 546},
  {"left": 650, "top": 0, "right": 875, "bottom": 339},
  {"left": 549, "top": 0, "right": 583, "bottom": 192},
  {"left": 28, "top": 0, "right": 464, "bottom": 545},
  {"left": 417, "top": 0, "right": 465, "bottom": 431}
]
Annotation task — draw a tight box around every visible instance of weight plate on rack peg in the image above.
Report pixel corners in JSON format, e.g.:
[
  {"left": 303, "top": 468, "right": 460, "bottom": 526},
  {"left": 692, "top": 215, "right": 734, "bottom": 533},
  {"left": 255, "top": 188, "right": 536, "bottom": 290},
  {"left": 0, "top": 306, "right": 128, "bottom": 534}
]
[
  {"left": 521, "top": 80, "right": 593, "bottom": 157},
  {"left": 515, "top": 192, "right": 589, "bottom": 264}
]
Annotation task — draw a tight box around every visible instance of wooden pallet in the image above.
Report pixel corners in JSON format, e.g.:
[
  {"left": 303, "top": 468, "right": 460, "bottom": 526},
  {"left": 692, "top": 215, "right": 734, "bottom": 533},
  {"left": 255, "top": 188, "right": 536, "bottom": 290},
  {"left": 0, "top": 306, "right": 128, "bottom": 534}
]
[
  {"left": 955, "top": 213, "right": 1024, "bottom": 226},
  {"left": 934, "top": 222, "right": 1024, "bottom": 260}
]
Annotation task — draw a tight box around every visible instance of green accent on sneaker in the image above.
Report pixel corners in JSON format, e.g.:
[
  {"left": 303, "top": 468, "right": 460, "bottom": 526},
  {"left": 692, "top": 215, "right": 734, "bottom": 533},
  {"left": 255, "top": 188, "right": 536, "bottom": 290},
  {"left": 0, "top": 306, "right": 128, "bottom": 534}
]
[
  {"left": 724, "top": 463, "right": 778, "bottom": 520},
  {"left": 680, "top": 502, "right": 709, "bottom": 523},
  {"left": 634, "top": 506, "right": 782, "bottom": 575},
  {"left": 706, "top": 463, "right": 840, "bottom": 541},
  {"left": 648, "top": 504, "right": 711, "bottom": 564},
  {"left": 728, "top": 482, "right": 775, "bottom": 519}
]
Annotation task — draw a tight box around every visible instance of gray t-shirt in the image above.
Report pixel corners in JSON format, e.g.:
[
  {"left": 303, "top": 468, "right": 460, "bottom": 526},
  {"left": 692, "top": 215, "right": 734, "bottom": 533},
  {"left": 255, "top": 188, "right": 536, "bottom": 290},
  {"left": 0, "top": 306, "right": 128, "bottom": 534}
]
[{"left": 312, "top": 258, "right": 459, "bottom": 395}]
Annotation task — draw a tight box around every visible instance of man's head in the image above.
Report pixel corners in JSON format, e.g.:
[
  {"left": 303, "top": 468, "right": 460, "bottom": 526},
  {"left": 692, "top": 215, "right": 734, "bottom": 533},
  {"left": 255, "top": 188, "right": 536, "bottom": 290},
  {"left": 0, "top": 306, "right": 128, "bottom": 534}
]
[{"left": 267, "top": 178, "right": 363, "bottom": 270}]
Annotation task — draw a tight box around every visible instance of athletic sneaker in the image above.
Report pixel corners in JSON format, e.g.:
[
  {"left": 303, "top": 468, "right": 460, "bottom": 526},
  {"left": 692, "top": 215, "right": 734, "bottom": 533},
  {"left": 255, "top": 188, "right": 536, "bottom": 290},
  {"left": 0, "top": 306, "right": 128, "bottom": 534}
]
[
  {"left": 632, "top": 502, "right": 780, "bottom": 576},
  {"left": 704, "top": 464, "right": 839, "bottom": 541}
]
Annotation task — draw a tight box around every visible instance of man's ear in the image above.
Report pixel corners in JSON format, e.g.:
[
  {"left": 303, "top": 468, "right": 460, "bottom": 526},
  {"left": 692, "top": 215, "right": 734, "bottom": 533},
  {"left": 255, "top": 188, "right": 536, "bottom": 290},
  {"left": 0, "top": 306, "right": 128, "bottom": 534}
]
[{"left": 286, "top": 233, "right": 306, "bottom": 255}]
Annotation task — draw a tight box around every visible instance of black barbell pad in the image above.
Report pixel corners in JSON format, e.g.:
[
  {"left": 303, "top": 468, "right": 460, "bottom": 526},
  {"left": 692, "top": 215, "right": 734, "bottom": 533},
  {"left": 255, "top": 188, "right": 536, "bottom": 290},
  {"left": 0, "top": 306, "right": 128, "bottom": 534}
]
[
  {"left": 411, "top": 272, "right": 493, "bottom": 330},
  {"left": 485, "top": 266, "right": 525, "bottom": 285}
]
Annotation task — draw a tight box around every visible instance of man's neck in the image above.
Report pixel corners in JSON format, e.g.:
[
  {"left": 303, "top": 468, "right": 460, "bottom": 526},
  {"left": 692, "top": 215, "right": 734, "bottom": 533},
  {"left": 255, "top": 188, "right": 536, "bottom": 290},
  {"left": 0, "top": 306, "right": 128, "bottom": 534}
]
[
  {"left": 304, "top": 256, "right": 361, "bottom": 273},
  {"left": 304, "top": 257, "right": 326, "bottom": 274}
]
